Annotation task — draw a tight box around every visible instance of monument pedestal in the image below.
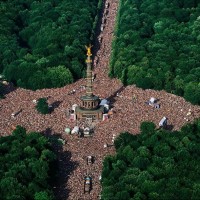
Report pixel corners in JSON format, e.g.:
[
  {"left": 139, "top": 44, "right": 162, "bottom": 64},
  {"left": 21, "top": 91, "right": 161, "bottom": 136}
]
[{"left": 75, "top": 106, "right": 104, "bottom": 121}]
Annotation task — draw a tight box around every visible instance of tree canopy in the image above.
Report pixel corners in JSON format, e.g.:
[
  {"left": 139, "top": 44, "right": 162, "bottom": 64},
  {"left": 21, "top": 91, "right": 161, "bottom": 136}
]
[
  {"left": 36, "top": 98, "right": 49, "bottom": 114},
  {"left": 110, "top": 0, "right": 200, "bottom": 105},
  {"left": 0, "top": 126, "right": 56, "bottom": 200},
  {"left": 101, "top": 120, "right": 200, "bottom": 199},
  {"left": 0, "top": 0, "right": 102, "bottom": 90}
]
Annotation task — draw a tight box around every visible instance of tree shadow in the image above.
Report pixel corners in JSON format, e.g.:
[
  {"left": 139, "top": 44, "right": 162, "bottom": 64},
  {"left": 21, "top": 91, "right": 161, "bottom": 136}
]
[
  {"left": 158, "top": 124, "right": 174, "bottom": 131},
  {"left": 43, "top": 128, "right": 78, "bottom": 200},
  {"left": 49, "top": 101, "right": 62, "bottom": 113},
  {"left": 0, "top": 83, "right": 16, "bottom": 98},
  {"left": 166, "top": 124, "right": 174, "bottom": 131},
  {"left": 107, "top": 86, "right": 125, "bottom": 107},
  {"left": 92, "top": 0, "right": 106, "bottom": 60}
]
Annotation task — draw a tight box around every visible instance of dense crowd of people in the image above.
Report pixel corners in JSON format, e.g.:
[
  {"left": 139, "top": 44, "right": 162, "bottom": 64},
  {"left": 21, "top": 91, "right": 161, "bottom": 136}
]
[{"left": 0, "top": 0, "right": 200, "bottom": 199}]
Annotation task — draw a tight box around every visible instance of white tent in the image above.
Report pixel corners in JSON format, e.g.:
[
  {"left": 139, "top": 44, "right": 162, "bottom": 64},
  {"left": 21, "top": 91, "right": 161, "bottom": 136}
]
[
  {"left": 100, "top": 99, "right": 109, "bottom": 106},
  {"left": 72, "top": 104, "right": 78, "bottom": 111},
  {"left": 149, "top": 97, "right": 156, "bottom": 104},
  {"left": 159, "top": 117, "right": 167, "bottom": 127},
  {"left": 71, "top": 126, "right": 79, "bottom": 134}
]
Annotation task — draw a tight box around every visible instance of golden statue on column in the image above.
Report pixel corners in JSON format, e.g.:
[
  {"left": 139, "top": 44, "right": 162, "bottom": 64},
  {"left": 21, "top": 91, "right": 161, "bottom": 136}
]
[
  {"left": 75, "top": 43, "right": 104, "bottom": 121},
  {"left": 85, "top": 44, "right": 93, "bottom": 57}
]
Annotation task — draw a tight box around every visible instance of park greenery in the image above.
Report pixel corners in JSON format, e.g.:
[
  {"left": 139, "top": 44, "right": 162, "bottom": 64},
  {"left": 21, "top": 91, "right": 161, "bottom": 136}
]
[
  {"left": 110, "top": 0, "right": 200, "bottom": 105},
  {"left": 0, "top": 126, "right": 57, "bottom": 200},
  {"left": 0, "top": 0, "right": 102, "bottom": 90},
  {"left": 101, "top": 120, "right": 200, "bottom": 199},
  {"left": 36, "top": 98, "right": 49, "bottom": 114}
]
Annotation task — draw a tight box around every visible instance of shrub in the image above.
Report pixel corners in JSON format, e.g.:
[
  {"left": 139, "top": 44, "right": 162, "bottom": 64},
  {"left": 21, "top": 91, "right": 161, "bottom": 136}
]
[{"left": 36, "top": 98, "right": 49, "bottom": 114}]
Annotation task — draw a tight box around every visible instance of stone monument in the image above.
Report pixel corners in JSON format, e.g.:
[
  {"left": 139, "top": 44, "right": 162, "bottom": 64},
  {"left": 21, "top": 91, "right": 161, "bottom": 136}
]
[{"left": 75, "top": 45, "right": 104, "bottom": 121}]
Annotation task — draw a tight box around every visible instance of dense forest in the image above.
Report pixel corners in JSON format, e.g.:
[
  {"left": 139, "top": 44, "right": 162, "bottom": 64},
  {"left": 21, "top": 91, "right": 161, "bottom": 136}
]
[
  {"left": 0, "top": 126, "right": 56, "bottom": 200},
  {"left": 110, "top": 0, "right": 200, "bottom": 105},
  {"left": 101, "top": 120, "right": 200, "bottom": 199},
  {"left": 0, "top": 0, "right": 102, "bottom": 90}
]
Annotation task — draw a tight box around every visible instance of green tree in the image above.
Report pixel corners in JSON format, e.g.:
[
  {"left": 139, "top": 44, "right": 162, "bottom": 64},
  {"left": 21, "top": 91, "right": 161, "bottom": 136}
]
[
  {"left": 184, "top": 82, "right": 200, "bottom": 105},
  {"left": 110, "top": 0, "right": 200, "bottom": 105},
  {"left": 46, "top": 65, "right": 73, "bottom": 88},
  {"left": 0, "top": 0, "right": 101, "bottom": 90},
  {"left": 0, "top": 126, "right": 56, "bottom": 200},
  {"left": 101, "top": 120, "right": 200, "bottom": 199},
  {"left": 34, "top": 191, "right": 53, "bottom": 200},
  {"left": 36, "top": 98, "right": 49, "bottom": 114},
  {"left": 140, "top": 121, "right": 156, "bottom": 135}
]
